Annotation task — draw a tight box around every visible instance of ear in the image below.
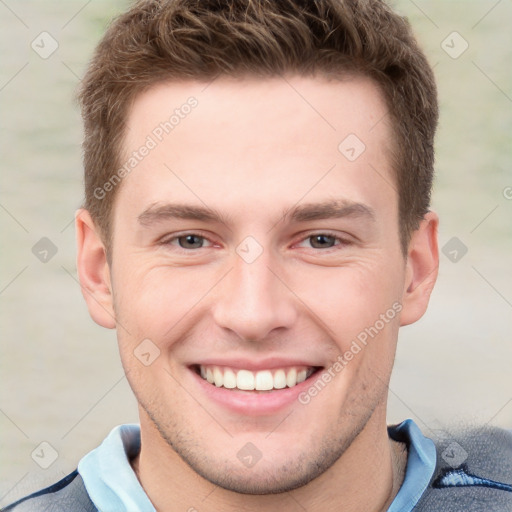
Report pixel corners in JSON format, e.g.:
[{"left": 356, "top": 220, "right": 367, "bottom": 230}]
[
  {"left": 400, "top": 211, "right": 439, "bottom": 326},
  {"left": 75, "top": 209, "right": 116, "bottom": 329}
]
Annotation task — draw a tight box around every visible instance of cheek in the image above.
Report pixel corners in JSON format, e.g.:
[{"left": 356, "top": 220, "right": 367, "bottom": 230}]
[
  {"left": 112, "top": 262, "right": 215, "bottom": 345},
  {"left": 112, "top": 248, "right": 405, "bottom": 361},
  {"left": 287, "top": 259, "right": 405, "bottom": 346}
]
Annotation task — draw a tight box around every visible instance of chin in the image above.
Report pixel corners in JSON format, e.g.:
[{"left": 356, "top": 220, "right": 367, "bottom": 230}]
[{"left": 183, "top": 455, "right": 337, "bottom": 495}]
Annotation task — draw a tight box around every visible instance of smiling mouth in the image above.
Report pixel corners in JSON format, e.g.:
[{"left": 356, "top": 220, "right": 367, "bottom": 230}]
[{"left": 191, "top": 364, "right": 322, "bottom": 392}]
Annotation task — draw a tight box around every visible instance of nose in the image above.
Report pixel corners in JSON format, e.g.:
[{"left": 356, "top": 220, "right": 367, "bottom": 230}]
[{"left": 211, "top": 248, "right": 298, "bottom": 342}]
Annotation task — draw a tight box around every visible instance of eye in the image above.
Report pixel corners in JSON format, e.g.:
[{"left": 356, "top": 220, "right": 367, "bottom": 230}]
[
  {"left": 295, "top": 232, "right": 349, "bottom": 250},
  {"left": 161, "top": 231, "right": 349, "bottom": 252},
  {"left": 307, "top": 234, "right": 338, "bottom": 249},
  {"left": 163, "top": 233, "right": 214, "bottom": 250}
]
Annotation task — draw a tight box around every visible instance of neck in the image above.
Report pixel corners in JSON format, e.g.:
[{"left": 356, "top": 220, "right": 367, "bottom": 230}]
[{"left": 131, "top": 407, "right": 407, "bottom": 512}]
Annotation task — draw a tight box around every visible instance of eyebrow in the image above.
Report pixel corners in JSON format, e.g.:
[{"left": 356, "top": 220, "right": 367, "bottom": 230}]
[
  {"left": 137, "top": 199, "right": 375, "bottom": 227},
  {"left": 138, "top": 203, "right": 232, "bottom": 226},
  {"left": 284, "top": 200, "right": 375, "bottom": 223}
]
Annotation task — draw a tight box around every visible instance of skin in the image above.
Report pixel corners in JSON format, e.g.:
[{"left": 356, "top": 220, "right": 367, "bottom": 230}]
[{"left": 76, "top": 75, "right": 439, "bottom": 512}]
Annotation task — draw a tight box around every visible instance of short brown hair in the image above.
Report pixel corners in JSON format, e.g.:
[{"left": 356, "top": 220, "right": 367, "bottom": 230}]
[{"left": 78, "top": 0, "right": 438, "bottom": 253}]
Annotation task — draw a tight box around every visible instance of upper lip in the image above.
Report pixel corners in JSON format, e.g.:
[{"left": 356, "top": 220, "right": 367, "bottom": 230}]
[{"left": 190, "top": 357, "right": 324, "bottom": 371}]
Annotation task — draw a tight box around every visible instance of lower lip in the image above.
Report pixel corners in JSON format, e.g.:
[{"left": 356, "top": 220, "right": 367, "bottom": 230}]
[{"left": 189, "top": 368, "right": 320, "bottom": 416}]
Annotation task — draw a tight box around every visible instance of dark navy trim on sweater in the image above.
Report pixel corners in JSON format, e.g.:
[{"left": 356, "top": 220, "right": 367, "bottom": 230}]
[
  {"left": 433, "top": 464, "right": 512, "bottom": 493},
  {"left": 1, "top": 470, "right": 79, "bottom": 511}
]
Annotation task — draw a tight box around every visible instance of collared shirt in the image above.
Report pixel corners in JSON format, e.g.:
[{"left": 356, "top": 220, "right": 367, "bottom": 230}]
[{"left": 78, "top": 419, "right": 437, "bottom": 512}]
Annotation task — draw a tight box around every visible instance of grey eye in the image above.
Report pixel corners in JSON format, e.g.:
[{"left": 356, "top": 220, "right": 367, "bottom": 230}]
[
  {"left": 309, "top": 234, "right": 336, "bottom": 249},
  {"left": 178, "top": 235, "right": 205, "bottom": 249}
]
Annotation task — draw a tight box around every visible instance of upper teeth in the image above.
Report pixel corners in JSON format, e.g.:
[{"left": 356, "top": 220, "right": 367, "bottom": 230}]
[{"left": 199, "top": 365, "right": 314, "bottom": 391}]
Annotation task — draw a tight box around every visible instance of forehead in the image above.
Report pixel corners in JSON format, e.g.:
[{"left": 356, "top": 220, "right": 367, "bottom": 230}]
[
  {"left": 117, "top": 75, "right": 396, "bottom": 225},
  {"left": 124, "top": 74, "right": 391, "bottom": 150}
]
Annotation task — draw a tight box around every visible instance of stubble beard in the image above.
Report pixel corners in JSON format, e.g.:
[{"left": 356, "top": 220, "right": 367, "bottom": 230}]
[{"left": 135, "top": 371, "right": 387, "bottom": 495}]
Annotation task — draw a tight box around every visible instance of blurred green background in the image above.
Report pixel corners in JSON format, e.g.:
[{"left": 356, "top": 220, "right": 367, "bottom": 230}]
[{"left": 0, "top": 0, "right": 511, "bottom": 504}]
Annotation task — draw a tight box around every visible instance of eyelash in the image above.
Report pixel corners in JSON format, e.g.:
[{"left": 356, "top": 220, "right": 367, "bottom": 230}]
[{"left": 160, "top": 231, "right": 351, "bottom": 252}]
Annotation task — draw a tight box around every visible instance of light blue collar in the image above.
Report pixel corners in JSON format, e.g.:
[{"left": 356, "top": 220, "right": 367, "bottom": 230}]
[
  {"left": 78, "top": 424, "right": 156, "bottom": 512},
  {"left": 387, "top": 419, "right": 437, "bottom": 511}
]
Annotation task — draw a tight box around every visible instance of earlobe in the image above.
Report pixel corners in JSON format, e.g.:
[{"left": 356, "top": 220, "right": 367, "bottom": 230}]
[
  {"left": 75, "top": 209, "right": 116, "bottom": 329},
  {"left": 400, "top": 211, "right": 439, "bottom": 326}
]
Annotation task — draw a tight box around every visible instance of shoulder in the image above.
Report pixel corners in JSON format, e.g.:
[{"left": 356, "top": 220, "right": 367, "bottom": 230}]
[
  {"left": 1, "top": 470, "right": 97, "bottom": 512},
  {"left": 415, "top": 425, "right": 512, "bottom": 511}
]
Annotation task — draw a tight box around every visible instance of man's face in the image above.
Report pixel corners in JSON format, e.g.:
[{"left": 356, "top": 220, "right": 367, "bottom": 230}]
[{"left": 80, "top": 76, "right": 431, "bottom": 493}]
